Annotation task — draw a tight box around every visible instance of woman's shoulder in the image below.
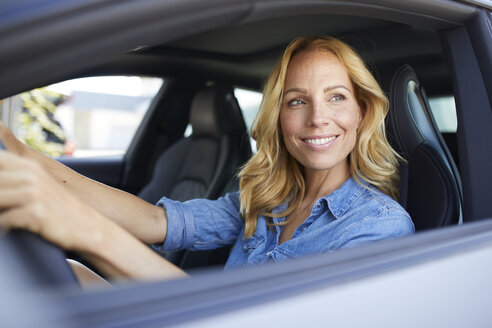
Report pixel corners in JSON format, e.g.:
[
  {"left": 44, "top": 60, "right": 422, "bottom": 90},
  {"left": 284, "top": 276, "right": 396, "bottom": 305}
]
[
  {"left": 356, "top": 184, "right": 414, "bottom": 232},
  {"left": 328, "top": 178, "right": 407, "bottom": 220},
  {"left": 327, "top": 183, "right": 414, "bottom": 250},
  {"left": 359, "top": 184, "right": 405, "bottom": 212}
]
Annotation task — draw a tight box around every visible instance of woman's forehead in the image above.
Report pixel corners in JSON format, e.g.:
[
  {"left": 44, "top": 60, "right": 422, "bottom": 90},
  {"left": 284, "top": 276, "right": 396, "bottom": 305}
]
[{"left": 284, "top": 50, "right": 353, "bottom": 90}]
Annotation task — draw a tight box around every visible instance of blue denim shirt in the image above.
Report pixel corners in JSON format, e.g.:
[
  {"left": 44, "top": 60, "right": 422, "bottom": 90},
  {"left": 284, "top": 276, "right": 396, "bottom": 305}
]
[{"left": 155, "top": 177, "right": 414, "bottom": 269}]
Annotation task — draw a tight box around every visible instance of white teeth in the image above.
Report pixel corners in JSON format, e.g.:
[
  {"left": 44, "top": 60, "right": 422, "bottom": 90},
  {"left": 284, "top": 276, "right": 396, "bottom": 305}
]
[{"left": 305, "top": 136, "right": 336, "bottom": 145}]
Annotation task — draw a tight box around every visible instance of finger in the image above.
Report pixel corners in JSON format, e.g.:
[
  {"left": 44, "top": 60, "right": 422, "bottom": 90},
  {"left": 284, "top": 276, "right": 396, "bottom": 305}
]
[
  {"left": 0, "top": 205, "right": 42, "bottom": 234},
  {"left": 0, "top": 204, "right": 78, "bottom": 251},
  {"left": 0, "top": 185, "right": 38, "bottom": 210},
  {"left": 0, "top": 150, "right": 35, "bottom": 171},
  {"left": 0, "top": 170, "right": 38, "bottom": 188},
  {"left": 0, "top": 161, "right": 59, "bottom": 211},
  {"left": 0, "top": 169, "right": 50, "bottom": 210}
]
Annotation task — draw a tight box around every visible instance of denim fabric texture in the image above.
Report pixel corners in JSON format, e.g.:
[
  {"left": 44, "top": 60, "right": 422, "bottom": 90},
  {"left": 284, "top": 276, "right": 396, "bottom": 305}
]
[{"left": 155, "top": 177, "right": 414, "bottom": 269}]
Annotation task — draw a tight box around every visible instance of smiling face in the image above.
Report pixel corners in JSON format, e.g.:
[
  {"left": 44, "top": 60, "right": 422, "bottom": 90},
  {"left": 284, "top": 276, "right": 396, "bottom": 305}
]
[{"left": 279, "top": 50, "right": 362, "bottom": 177}]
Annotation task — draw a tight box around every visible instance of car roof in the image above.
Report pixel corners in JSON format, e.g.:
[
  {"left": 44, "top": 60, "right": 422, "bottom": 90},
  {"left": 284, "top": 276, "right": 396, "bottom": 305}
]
[
  {"left": 0, "top": 0, "right": 479, "bottom": 98},
  {"left": 100, "top": 0, "right": 477, "bottom": 93}
]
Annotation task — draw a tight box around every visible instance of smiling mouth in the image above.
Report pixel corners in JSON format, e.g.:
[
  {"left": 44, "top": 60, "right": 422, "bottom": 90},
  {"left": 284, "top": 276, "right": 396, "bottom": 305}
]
[{"left": 303, "top": 136, "right": 337, "bottom": 145}]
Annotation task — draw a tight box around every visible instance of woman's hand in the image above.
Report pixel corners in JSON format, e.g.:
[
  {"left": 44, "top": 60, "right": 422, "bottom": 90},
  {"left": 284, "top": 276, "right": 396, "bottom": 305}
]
[
  {"left": 0, "top": 120, "right": 168, "bottom": 246},
  {"left": 0, "top": 150, "right": 91, "bottom": 250},
  {"left": 0, "top": 150, "right": 187, "bottom": 281}
]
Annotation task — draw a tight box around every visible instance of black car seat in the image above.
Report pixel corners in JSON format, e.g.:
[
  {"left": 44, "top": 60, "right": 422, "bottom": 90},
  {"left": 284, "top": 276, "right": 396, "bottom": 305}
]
[
  {"left": 386, "top": 65, "right": 463, "bottom": 231},
  {"left": 139, "top": 85, "right": 252, "bottom": 268}
]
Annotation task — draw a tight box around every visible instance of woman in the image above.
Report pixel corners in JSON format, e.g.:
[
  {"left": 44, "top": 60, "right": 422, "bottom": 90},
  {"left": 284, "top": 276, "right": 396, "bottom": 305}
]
[{"left": 0, "top": 36, "right": 414, "bottom": 283}]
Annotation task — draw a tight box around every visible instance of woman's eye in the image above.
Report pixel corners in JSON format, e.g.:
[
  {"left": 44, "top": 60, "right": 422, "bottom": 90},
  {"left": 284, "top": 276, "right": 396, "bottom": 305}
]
[
  {"left": 288, "top": 98, "right": 305, "bottom": 106},
  {"left": 331, "top": 94, "right": 346, "bottom": 102}
]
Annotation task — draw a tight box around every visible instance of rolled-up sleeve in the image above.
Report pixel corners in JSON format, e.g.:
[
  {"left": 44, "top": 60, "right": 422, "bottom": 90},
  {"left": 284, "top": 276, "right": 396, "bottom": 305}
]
[{"left": 154, "top": 192, "right": 244, "bottom": 252}]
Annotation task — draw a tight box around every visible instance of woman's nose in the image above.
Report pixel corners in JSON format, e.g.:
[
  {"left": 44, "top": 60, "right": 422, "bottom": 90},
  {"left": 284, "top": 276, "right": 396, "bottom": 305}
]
[{"left": 307, "top": 101, "right": 330, "bottom": 127}]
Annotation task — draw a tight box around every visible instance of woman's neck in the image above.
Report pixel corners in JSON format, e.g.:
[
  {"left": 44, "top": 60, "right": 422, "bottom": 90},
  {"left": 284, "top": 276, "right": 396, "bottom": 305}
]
[{"left": 303, "top": 160, "right": 351, "bottom": 203}]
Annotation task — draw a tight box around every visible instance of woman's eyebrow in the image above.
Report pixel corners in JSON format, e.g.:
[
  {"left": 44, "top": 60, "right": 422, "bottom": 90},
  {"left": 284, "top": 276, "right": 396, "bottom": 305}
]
[
  {"left": 323, "top": 85, "right": 351, "bottom": 93},
  {"left": 284, "top": 85, "right": 352, "bottom": 95},
  {"left": 284, "top": 87, "right": 307, "bottom": 95}
]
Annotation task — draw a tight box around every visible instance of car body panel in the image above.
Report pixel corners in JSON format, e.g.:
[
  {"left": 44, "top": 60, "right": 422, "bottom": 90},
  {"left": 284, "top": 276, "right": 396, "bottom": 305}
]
[{"left": 54, "top": 219, "right": 492, "bottom": 327}]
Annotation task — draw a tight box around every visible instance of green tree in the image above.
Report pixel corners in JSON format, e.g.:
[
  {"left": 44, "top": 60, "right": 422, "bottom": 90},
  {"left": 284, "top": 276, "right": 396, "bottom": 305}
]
[{"left": 19, "top": 88, "right": 68, "bottom": 157}]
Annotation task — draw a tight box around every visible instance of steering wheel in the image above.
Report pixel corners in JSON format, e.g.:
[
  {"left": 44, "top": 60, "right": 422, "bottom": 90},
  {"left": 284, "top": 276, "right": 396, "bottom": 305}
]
[
  {"left": 0, "top": 142, "right": 79, "bottom": 288},
  {"left": 5, "top": 230, "right": 79, "bottom": 288}
]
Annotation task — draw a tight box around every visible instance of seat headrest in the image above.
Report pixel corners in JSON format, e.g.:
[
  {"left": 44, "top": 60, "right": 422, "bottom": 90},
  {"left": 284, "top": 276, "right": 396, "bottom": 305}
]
[
  {"left": 387, "top": 65, "right": 448, "bottom": 163},
  {"left": 189, "top": 85, "right": 246, "bottom": 139}
]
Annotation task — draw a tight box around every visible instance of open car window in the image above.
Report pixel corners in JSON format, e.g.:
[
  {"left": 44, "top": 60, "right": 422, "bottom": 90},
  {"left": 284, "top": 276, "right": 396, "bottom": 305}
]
[
  {"left": 0, "top": 76, "right": 164, "bottom": 158},
  {"left": 428, "top": 96, "right": 458, "bottom": 133},
  {"left": 234, "top": 88, "right": 262, "bottom": 152}
]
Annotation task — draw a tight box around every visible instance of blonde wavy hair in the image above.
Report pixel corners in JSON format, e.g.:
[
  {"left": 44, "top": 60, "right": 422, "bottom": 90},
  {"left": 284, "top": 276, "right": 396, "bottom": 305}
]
[{"left": 238, "top": 36, "right": 403, "bottom": 238}]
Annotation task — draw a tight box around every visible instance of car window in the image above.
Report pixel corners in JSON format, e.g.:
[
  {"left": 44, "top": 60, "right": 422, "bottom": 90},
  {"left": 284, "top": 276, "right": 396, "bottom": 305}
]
[
  {"left": 428, "top": 96, "right": 457, "bottom": 133},
  {"left": 234, "top": 88, "right": 263, "bottom": 152},
  {"left": 0, "top": 76, "right": 164, "bottom": 157}
]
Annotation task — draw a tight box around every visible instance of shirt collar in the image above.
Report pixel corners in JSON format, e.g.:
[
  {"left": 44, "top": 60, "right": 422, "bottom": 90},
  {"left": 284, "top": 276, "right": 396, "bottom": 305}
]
[
  {"left": 272, "top": 176, "right": 369, "bottom": 221},
  {"left": 321, "top": 176, "right": 368, "bottom": 219}
]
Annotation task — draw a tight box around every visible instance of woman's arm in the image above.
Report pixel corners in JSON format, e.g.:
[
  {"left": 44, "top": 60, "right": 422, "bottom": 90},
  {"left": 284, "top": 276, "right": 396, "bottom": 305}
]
[
  {"left": 0, "top": 150, "right": 186, "bottom": 281},
  {"left": 73, "top": 204, "right": 187, "bottom": 281},
  {"left": 0, "top": 122, "right": 166, "bottom": 245}
]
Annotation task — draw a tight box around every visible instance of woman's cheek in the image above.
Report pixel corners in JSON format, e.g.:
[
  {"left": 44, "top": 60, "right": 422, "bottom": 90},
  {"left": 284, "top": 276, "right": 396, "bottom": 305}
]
[
  {"left": 334, "top": 106, "right": 360, "bottom": 130},
  {"left": 280, "top": 111, "right": 298, "bottom": 137}
]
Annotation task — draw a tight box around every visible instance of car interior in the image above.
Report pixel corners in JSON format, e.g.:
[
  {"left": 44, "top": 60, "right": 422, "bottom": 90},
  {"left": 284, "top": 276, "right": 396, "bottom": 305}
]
[
  {"left": 76, "top": 10, "right": 463, "bottom": 270},
  {"left": 0, "top": 0, "right": 490, "bottom": 274},
  {"left": 1, "top": 1, "right": 492, "bottom": 326}
]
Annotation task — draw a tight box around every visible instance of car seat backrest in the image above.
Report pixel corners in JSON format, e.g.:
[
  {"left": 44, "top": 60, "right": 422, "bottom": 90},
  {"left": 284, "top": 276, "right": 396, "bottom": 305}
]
[
  {"left": 138, "top": 85, "right": 251, "bottom": 204},
  {"left": 386, "top": 65, "right": 463, "bottom": 231}
]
